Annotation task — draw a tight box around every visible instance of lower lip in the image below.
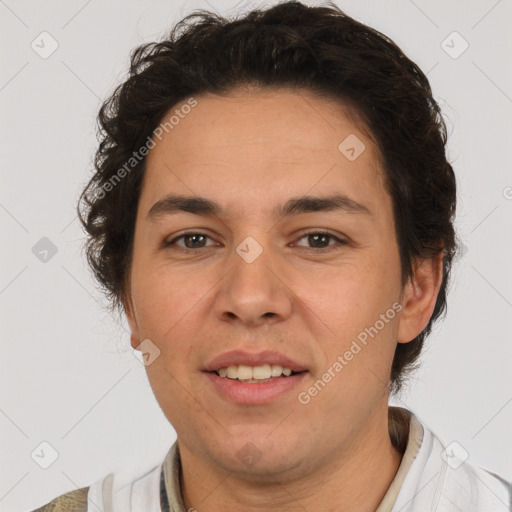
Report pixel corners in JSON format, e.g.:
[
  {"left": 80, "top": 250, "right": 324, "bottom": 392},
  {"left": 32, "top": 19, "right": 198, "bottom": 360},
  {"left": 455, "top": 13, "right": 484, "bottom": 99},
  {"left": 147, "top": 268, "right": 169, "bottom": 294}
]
[{"left": 204, "top": 371, "right": 308, "bottom": 405}]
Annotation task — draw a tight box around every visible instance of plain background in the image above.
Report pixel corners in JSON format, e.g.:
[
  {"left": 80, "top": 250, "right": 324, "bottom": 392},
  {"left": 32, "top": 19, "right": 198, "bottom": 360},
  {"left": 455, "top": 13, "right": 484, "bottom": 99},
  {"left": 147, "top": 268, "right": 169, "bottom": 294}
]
[{"left": 1, "top": 0, "right": 511, "bottom": 510}]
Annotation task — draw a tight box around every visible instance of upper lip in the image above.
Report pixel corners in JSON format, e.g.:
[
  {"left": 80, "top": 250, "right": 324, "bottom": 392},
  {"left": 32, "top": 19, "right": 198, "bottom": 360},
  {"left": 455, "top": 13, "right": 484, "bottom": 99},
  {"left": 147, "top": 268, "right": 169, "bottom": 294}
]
[{"left": 203, "top": 350, "right": 308, "bottom": 373}]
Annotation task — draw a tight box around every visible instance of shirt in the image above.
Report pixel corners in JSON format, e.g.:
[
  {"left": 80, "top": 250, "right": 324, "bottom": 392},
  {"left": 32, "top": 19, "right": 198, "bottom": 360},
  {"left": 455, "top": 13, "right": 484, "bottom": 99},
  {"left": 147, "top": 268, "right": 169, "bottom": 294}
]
[{"left": 31, "top": 406, "right": 512, "bottom": 511}]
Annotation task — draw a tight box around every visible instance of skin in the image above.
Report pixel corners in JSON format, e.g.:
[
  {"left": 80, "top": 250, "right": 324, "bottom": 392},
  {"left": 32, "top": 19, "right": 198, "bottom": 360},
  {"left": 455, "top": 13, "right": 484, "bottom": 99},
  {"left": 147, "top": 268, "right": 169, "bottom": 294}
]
[{"left": 124, "top": 87, "right": 443, "bottom": 512}]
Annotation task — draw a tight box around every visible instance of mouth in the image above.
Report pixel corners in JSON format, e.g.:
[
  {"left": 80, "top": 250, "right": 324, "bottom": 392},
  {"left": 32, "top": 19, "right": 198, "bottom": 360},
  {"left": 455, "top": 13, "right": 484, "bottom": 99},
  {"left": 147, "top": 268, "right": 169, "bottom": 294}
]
[
  {"left": 203, "top": 351, "right": 309, "bottom": 405},
  {"left": 211, "top": 363, "right": 306, "bottom": 383}
]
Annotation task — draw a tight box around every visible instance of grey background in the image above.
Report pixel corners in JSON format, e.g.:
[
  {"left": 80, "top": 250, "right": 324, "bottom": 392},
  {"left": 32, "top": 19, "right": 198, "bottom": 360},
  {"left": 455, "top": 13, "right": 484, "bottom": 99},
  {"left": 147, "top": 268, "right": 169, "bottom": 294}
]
[{"left": 1, "top": 0, "right": 511, "bottom": 510}]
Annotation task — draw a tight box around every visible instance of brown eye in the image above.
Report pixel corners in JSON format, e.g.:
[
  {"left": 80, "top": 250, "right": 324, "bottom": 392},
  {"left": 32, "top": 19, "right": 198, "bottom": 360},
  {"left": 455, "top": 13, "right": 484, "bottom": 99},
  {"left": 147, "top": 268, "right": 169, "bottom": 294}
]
[
  {"left": 165, "top": 232, "right": 215, "bottom": 249},
  {"left": 294, "top": 231, "right": 347, "bottom": 250}
]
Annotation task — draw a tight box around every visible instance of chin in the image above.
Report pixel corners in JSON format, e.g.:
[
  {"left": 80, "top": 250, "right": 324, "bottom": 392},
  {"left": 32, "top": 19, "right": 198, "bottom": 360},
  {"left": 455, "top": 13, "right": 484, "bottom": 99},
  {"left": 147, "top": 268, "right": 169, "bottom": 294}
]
[
  {"left": 217, "top": 448, "right": 306, "bottom": 482},
  {"left": 209, "top": 426, "right": 307, "bottom": 476}
]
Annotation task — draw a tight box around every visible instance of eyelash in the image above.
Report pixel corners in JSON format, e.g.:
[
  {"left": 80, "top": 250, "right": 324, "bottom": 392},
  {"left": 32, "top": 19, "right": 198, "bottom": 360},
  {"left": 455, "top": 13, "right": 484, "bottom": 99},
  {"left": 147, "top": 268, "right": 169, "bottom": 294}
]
[{"left": 163, "top": 231, "right": 348, "bottom": 252}]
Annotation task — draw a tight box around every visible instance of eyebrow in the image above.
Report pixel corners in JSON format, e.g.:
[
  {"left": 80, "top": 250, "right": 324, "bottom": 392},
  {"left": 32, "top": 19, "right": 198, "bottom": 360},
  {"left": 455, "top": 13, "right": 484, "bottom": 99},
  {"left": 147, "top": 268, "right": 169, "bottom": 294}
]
[{"left": 147, "top": 193, "right": 372, "bottom": 222}]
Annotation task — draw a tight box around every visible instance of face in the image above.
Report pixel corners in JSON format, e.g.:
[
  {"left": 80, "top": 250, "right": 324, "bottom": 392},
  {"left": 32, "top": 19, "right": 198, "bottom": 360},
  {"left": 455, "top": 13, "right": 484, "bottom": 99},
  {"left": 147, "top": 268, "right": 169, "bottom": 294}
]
[{"left": 124, "top": 87, "right": 433, "bottom": 480}]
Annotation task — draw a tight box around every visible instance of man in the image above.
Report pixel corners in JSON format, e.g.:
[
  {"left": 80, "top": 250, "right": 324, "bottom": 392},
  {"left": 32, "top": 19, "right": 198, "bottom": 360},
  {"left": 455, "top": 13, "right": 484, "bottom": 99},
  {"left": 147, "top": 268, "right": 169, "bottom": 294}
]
[{"left": 32, "top": 1, "right": 512, "bottom": 511}]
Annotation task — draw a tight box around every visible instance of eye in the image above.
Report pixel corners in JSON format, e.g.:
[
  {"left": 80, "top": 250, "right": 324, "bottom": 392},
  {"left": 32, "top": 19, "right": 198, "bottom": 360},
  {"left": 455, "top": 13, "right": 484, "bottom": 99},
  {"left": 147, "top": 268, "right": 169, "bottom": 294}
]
[
  {"left": 164, "top": 232, "right": 216, "bottom": 250},
  {"left": 163, "top": 230, "right": 347, "bottom": 252},
  {"left": 294, "top": 231, "right": 347, "bottom": 251}
]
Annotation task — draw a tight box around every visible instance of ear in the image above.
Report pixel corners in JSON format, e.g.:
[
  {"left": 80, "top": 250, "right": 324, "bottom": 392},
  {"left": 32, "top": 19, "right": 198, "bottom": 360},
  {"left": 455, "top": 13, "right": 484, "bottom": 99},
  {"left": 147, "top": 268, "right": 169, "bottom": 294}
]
[
  {"left": 397, "top": 252, "right": 444, "bottom": 344},
  {"left": 122, "top": 293, "right": 142, "bottom": 351}
]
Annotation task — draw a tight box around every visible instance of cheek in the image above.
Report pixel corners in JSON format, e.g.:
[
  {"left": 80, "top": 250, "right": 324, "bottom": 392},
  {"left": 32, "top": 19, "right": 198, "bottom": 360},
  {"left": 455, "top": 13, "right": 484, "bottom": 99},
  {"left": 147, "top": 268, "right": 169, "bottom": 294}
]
[
  {"left": 132, "top": 263, "right": 204, "bottom": 335},
  {"left": 309, "top": 254, "right": 397, "bottom": 325},
  {"left": 306, "top": 255, "right": 401, "bottom": 386}
]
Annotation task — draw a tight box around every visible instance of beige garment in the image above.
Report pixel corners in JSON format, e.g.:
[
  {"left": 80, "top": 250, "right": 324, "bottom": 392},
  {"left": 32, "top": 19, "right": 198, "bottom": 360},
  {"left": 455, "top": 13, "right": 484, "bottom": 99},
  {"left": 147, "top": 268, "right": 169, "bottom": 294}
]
[
  {"left": 375, "top": 407, "right": 424, "bottom": 512},
  {"left": 30, "top": 487, "right": 89, "bottom": 512},
  {"left": 29, "top": 470, "right": 170, "bottom": 512}
]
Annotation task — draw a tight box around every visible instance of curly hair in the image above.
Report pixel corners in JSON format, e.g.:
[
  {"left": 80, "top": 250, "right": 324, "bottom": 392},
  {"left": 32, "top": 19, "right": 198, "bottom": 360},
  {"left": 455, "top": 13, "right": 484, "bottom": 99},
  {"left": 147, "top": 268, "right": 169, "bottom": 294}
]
[{"left": 77, "top": 0, "right": 457, "bottom": 396}]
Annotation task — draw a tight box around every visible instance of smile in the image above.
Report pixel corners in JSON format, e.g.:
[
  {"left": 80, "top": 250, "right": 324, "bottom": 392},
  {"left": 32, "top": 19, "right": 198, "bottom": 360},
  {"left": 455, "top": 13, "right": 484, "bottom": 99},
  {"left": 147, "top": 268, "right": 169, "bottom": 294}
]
[
  {"left": 205, "top": 368, "right": 308, "bottom": 405},
  {"left": 216, "top": 363, "right": 296, "bottom": 382}
]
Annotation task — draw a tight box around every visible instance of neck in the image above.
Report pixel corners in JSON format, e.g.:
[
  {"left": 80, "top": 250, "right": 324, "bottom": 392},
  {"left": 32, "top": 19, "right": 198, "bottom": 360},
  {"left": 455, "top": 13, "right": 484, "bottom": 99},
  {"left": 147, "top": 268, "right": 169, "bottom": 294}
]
[{"left": 178, "top": 404, "right": 404, "bottom": 512}]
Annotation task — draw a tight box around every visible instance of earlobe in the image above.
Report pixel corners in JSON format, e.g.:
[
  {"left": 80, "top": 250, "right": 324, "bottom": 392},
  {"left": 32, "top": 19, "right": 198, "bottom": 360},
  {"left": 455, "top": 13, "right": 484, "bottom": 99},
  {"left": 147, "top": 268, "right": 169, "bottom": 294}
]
[
  {"left": 130, "top": 333, "right": 141, "bottom": 351},
  {"left": 122, "top": 294, "right": 141, "bottom": 351},
  {"left": 397, "top": 252, "right": 444, "bottom": 344}
]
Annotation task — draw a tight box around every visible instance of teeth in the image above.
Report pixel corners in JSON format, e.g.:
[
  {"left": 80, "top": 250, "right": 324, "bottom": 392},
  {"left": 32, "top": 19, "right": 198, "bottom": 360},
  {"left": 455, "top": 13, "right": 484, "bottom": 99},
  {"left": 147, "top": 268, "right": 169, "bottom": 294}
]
[
  {"left": 216, "top": 364, "right": 295, "bottom": 380},
  {"left": 227, "top": 366, "right": 238, "bottom": 379},
  {"left": 237, "top": 365, "right": 253, "bottom": 380},
  {"left": 253, "top": 364, "right": 271, "bottom": 379},
  {"left": 270, "top": 364, "right": 283, "bottom": 377}
]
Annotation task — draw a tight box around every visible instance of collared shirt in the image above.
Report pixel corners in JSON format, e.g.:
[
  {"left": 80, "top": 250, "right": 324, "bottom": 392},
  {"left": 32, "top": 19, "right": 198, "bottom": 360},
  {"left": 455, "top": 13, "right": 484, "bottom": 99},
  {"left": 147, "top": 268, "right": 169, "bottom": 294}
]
[{"left": 31, "top": 406, "right": 512, "bottom": 511}]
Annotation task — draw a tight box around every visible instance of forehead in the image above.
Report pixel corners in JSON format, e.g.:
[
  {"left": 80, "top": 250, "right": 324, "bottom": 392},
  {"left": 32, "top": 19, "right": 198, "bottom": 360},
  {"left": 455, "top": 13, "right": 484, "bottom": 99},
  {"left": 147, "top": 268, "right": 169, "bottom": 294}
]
[
  {"left": 141, "top": 88, "right": 387, "bottom": 217},
  {"left": 147, "top": 88, "right": 378, "bottom": 164}
]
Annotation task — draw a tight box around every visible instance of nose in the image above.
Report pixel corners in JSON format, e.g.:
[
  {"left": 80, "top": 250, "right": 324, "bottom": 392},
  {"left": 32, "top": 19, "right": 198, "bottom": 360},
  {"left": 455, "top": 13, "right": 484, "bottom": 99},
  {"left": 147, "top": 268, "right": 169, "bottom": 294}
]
[{"left": 212, "top": 238, "right": 294, "bottom": 328}]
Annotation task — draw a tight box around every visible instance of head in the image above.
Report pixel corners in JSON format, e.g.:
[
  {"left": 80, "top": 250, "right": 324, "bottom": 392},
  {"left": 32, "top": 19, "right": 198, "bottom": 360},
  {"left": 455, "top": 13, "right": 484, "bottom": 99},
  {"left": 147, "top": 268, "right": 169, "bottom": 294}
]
[{"left": 78, "top": 0, "right": 456, "bottom": 477}]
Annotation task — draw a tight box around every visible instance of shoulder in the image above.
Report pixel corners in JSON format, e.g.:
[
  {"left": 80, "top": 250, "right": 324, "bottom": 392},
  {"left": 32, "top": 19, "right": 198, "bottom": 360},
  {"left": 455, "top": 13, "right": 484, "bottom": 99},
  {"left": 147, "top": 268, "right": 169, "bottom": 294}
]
[
  {"left": 440, "top": 461, "right": 512, "bottom": 511},
  {"left": 416, "top": 422, "right": 511, "bottom": 511},
  {"left": 28, "top": 451, "right": 171, "bottom": 512},
  {"left": 393, "top": 411, "right": 512, "bottom": 512},
  {"left": 29, "top": 486, "right": 89, "bottom": 512}
]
